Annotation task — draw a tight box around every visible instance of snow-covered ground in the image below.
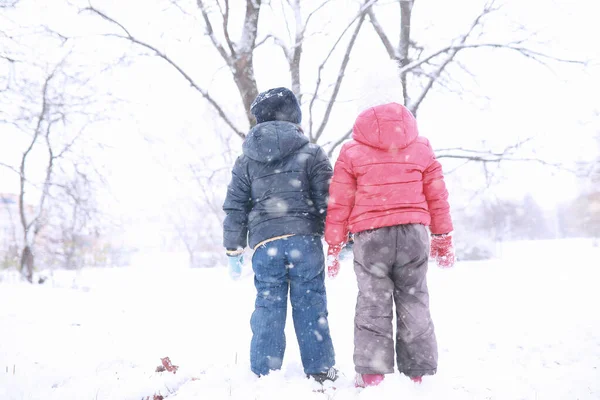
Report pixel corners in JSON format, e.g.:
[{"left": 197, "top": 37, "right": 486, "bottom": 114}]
[{"left": 1, "top": 238, "right": 599, "bottom": 399}]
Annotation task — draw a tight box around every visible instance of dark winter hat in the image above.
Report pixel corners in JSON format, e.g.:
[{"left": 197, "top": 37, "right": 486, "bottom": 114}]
[{"left": 250, "top": 87, "right": 302, "bottom": 124}]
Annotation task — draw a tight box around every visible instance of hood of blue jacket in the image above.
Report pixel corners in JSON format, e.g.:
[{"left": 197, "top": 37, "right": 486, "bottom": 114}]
[{"left": 243, "top": 121, "right": 309, "bottom": 163}]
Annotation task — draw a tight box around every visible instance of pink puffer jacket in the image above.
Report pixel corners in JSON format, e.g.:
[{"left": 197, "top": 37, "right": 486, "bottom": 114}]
[{"left": 325, "top": 103, "right": 453, "bottom": 245}]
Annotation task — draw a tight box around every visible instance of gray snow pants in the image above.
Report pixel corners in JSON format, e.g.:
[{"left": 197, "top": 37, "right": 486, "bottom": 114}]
[{"left": 353, "top": 224, "right": 438, "bottom": 377}]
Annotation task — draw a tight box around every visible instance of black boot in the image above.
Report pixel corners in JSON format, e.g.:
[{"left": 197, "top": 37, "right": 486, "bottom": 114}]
[{"left": 307, "top": 367, "right": 338, "bottom": 383}]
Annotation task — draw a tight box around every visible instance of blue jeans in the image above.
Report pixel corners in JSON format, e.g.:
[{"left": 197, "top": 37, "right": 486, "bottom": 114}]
[{"left": 250, "top": 235, "right": 335, "bottom": 376}]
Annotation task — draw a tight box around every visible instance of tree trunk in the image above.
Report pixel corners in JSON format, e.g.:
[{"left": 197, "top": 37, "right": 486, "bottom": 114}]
[
  {"left": 20, "top": 245, "right": 34, "bottom": 283},
  {"left": 233, "top": 55, "right": 259, "bottom": 126},
  {"left": 398, "top": 0, "right": 413, "bottom": 109}
]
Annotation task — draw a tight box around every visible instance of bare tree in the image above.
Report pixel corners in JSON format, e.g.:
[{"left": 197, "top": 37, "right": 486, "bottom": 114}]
[
  {"left": 79, "top": 0, "right": 587, "bottom": 151},
  {"left": 165, "top": 147, "right": 232, "bottom": 268},
  {"left": 16, "top": 71, "right": 56, "bottom": 282},
  {"left": 63, "top": 0, "right": 592, "bottom": 266},
  {"left": 12, "top": 64, "right": 96, "bottom": 281},
  {"left": 351, "top": 0, "right": 586, "bottom": 167},
  {"left": 368, "top": 0, "right": 584, "bottom": 117},
  {"left": 1, "top": 5, "right": 117, "bottom": 281},
  {"left": 83, "top": 0, "right": 377, "bottom": 143},
  {"left": 197, "top": 0, "right": 261, "bottom": 127},
  {"left": 83, "top": 1, "right": 258, "bottom": 139},
  {"left": 264, "top": 0, "right": 377, "bottom": 143},
  {"left": 51, "top": 167, "right": 99, "bottom": 270},
  {"left": 78, "top": 0, "right": 382, "bottom": 262}
]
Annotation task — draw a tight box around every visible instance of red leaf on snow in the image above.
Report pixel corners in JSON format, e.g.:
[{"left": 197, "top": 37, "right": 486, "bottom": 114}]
[
  {"left": 158, "top": 357, "right": 178, "bottom": 374},
  {"left": 142, "top": 393, "right": 165, "bottom": 400}
]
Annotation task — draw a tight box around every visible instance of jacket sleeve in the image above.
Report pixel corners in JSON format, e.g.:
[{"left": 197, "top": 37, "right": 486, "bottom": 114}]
[
  {"left": 308, "top": 146, "right": 334, "bottom": 220},
  {"left": 422, "top": 140, "right": 453, "bottom": 235},
  {"left": 324, "top": 146, "right": 356, "bottom": 246},
  {"left": 222, "top": 156, "right": 252, "bottom": 250}
]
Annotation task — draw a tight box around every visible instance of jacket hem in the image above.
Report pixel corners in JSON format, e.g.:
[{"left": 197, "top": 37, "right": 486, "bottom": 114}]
[{"left": 349, "top": 212, "right": 430, "bottom": 234}]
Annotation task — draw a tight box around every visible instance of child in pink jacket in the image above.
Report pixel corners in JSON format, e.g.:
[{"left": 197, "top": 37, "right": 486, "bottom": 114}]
[{"left": 325, "top": 102, "right": 455, "bottom": 387}]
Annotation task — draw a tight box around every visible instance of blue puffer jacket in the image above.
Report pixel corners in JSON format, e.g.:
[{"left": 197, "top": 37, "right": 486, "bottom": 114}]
[{"left": 223, "top": 121, "right": 333, "bottom": 250}]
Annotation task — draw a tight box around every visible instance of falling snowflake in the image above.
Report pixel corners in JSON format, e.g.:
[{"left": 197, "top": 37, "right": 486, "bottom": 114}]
[{"left": 289, "top": 249, "right": 301, "bottom": 259}]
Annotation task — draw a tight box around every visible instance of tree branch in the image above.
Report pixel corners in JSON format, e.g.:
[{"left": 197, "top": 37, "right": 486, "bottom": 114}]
[
  {"left": 398, "top": 0, "right": 413, "bottom": 105},
  {"left": 308, "top": 0, "right": 377, "bottom": 142},
  {"left": 366, "top": 7, "right": 396, "bottom": 59},
  {"left": 326, "top": 127, "right": 352, "bottom": 157},
  {"left": 218, "top": 0, "right": 237, "bottom": 57},
  {"left": 56, "top": 124, "right": 87, "bottom": 160},
  {"left": 189, "top": 164, "right": 226, "bottom": 220},
  {"left": 253, "top": 34, "right": 272, "bottom": 49},
  {"left": 196, "top": 0, "right": 233, "bottom": 63},
  {"left": 83, "top": 5, "right": 245, "bottom": 139},
  {"left": 32, "top": 119, "right": 56, "bottom": 237},
  {"left": 368, "top": 0, "right": 584, "bottom": 116},
  {"left": 0, "top": 161, "right": 20, "bottom": 176},
  {"left": 437, "top": 153, "right": 573, "bottom": 172},
  {"left": 238, "top": 0, "right": 261, "bottom": 54},
  {"left": 312, "top": 13, "right": 366, "bottom": 143},
  {"left": 288, "top": 0, "right": 303, "bottom": 99},
  {"left": 19, "top": 70, "right": 54, "bottom": 242},
  {"left": 408, "top": 49, "right": 457, "bottom": 114},
  {"left": 436, "top": 137, "right": 533, "bottom": 157},
  {"left": 231, "top": 0, "right": 262, "bottom": 125},
  {"left": 305, "top": 0, "right": 332, "bottom": 28},
  {"left": 434, "top": 136, "right": 573, "bottom": 172},
  {"left": 396, "top": 41, "right": 584, "bottom": 82}
]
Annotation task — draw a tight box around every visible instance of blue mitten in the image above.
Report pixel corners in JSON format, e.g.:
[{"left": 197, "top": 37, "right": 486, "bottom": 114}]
[{"left": 227, "top": 254, "right": 243, "bottom": 280}]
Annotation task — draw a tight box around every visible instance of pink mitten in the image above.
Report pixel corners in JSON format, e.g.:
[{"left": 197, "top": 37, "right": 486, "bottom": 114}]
[
  {"left": 326, "top": 244, "right": 343, "bottom": 278},
  {"left": 430, "top": 234, "right": 455, "bottom": 268}
]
